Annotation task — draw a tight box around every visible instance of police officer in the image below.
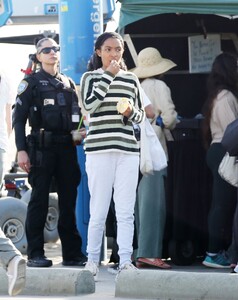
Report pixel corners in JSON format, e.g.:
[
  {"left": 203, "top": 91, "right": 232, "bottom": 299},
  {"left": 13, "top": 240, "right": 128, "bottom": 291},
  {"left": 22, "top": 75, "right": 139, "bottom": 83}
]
[{"left": 13, "top": 37, "right": 87, "bottom": 268}]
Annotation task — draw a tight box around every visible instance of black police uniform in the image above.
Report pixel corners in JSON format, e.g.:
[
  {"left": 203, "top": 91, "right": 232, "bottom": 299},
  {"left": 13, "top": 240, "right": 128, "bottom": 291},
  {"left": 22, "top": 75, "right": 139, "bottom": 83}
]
[{"left": 13, "top": 69, "right": 86, "bottom": 266}]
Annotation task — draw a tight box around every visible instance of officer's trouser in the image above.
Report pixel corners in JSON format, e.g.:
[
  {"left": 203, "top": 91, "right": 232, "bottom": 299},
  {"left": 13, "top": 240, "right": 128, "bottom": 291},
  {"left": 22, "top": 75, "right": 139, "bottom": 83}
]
[{"left": 26, "top": 142, "right": 83, "bottom": 260}]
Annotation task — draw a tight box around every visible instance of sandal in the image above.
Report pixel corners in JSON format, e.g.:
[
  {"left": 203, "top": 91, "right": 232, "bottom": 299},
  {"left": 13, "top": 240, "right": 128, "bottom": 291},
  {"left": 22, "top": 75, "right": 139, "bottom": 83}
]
[{"left": 137, "top": 257, "right": 171, "bottom": 269}]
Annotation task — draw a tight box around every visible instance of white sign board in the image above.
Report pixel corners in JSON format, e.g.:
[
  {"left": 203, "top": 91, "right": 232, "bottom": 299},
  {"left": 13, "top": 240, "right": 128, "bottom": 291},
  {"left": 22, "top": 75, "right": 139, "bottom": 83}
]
[{"left": 188, "top": 34, "right": 221, "bottom": 73}]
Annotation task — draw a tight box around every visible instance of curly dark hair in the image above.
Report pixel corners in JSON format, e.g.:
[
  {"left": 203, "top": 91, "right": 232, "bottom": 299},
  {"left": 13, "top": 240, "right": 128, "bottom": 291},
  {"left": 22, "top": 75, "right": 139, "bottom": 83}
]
[
  {"left": 202, "top": 52, "right": 238, "bottom": 149},
  {"left": 87, "top": 32, "right": 127, "bottom": 71}
]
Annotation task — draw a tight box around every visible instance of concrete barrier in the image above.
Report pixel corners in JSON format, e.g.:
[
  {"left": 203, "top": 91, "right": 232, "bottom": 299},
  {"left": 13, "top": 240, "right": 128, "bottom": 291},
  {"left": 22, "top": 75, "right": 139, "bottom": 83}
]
[
  {"left": 115, "top": 269, "right": 238, "bottom": 300},
  {"left": 0, "top": 267, "right": 95, "bottom": 296}
]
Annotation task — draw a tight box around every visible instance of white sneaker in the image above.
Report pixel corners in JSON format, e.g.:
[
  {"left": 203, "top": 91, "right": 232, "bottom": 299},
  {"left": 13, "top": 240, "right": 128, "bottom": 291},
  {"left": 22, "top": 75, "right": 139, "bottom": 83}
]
[
  {"left": 116, "top": 263, "right": 138, "bottom": 281},
  {"left": 119, "top": 263, "right": 138, "bottom": 271},
  {"left": 7, "top": 255, "right": 26, "bottom": 296},
  {"left": 234, "top": 264, "right": 238, "bottom": 273},
  {"left": 84, "top": 261, "right": 99, "bottom": 281}
]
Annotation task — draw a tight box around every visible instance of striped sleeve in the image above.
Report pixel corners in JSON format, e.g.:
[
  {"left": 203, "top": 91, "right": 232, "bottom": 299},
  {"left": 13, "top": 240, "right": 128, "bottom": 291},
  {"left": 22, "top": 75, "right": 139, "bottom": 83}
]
[
  {"left": 80, "top": 69, "right": 145, "bottom": 154},
  {"left": 80, "top": 71, "right": 115, "bottom": 114},
  {"left": 128, "top": 75, "right": 145, "bottom": 124}
]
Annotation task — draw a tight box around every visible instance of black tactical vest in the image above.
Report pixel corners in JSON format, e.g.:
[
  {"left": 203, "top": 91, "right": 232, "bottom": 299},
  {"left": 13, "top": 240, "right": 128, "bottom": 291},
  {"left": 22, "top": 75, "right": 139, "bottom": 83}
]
[{"left": 28, "top": 71, "right": 80, "bottom": 133}]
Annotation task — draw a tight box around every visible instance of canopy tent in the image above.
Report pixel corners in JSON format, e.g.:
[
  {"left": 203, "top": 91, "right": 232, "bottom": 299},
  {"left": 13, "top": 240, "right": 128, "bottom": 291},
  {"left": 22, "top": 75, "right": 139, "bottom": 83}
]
[{"left": 118, "top": 0, "right": 238, "bottom": 29}]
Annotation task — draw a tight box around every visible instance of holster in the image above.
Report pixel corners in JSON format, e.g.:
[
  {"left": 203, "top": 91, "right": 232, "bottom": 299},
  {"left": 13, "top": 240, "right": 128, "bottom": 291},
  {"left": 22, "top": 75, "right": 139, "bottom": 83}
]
[
  {"left": 39, "top": 130, "right": 53, "bottom": 148},
  {"left": 26, "top": 134, "right": 42, "bottom": 167}
]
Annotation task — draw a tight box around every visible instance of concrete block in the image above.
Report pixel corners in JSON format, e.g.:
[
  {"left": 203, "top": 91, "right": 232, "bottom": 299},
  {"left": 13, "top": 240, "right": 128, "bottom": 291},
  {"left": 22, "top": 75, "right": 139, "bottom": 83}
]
[
  {"left": 115, "top": 269, "right": 238, "bottom": 300},
  {"left": 0, "top": 267, "right": 95, "bottom": 296}
]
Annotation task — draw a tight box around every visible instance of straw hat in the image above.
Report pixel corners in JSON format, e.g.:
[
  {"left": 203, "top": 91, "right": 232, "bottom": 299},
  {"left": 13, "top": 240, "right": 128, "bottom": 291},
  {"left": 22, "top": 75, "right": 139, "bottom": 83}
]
[{"left": 131, "top": 47, "right": 176, "bottom": 78}]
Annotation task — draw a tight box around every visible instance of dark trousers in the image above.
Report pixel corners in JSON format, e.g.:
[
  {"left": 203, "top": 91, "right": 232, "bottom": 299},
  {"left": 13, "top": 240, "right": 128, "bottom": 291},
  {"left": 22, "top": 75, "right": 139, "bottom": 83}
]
[
  {"left": 26, "top": 142, "right": 83, "bottom": 260},
  {"left": 206, "top": 143, "right": 237, "bottom": 253}
]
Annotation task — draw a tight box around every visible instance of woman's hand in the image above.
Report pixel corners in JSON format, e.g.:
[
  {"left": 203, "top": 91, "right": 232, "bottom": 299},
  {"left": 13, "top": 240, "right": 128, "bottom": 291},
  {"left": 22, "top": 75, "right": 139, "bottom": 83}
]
[
  {"left": 17, "top": 150, "right": 31, "bottom": 173},
  {"left": 122, "top": 105, "right": 133, "bottom": 118},
  {"left": 106, "top": 60, "right": 120, "bottom": 76},
  {"left": 117, "top": 98, "right": 133, "bottom": 118},
  {"left": 79, "top": 127, "right": 87, "bottom": 139}
]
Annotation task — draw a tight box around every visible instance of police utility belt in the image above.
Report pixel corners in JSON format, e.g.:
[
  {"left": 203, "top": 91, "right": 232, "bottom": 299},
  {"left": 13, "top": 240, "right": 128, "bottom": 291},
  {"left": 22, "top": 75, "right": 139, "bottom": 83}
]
[{"left": 27, "top": 129, "right": 72, "bottom": 148}]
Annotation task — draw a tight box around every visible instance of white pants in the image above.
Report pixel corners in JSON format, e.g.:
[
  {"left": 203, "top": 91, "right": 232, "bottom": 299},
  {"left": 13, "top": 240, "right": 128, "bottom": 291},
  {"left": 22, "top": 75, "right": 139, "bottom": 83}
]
[
  {"left": 0, "top": 227, "right": 21, "bottom": 270},
  {"left": 86, "top": 152, "right": 139, "bottom": 266}
]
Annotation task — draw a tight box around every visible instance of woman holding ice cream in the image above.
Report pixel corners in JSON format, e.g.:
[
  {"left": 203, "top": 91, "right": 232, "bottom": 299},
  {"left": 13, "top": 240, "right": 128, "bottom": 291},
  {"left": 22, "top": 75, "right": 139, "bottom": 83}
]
[{"left": 80, "top": 32, "right": 145, "bottom": 280}]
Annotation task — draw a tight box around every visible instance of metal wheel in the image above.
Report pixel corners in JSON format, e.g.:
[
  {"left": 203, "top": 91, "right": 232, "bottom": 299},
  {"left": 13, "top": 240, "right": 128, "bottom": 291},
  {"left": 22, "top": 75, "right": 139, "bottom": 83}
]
[
  {"left": 21, "top": 190, "right": 59, "bottom": 243},
  {"left": 0, "top": 197, "right": 28, "bottom": 254},
  {"left": 43, "top": 193, "right": 59, "bottom": 243}
]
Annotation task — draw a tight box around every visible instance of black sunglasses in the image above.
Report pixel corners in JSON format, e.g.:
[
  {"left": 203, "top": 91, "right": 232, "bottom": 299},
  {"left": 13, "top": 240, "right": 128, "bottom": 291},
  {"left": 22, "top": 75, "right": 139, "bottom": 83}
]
[{"left": 38, "top": 46, "right": 60, "bottom": 54}]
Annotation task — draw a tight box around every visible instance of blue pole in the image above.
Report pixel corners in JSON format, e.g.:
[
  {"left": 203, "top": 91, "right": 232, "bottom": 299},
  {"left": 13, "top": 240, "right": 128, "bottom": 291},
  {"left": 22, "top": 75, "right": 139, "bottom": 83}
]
[
  {"left": 58, "top": 0, "right": 103, "bottom": 256},
  {"left": 58, "top": 0, "right": 103, "bottom": 84}
]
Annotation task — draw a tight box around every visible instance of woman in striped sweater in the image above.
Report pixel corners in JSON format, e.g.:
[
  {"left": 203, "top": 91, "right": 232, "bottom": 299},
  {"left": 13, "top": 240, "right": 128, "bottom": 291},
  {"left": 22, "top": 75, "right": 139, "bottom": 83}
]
[{"left": 80, "top": 32, "right": 145, "bottom": 279}]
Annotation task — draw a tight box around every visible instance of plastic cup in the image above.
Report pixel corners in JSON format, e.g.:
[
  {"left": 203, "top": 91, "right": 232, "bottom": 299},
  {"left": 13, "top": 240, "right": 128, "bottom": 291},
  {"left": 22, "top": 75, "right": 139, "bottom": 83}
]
[{"left": 72, "top": 130, "right": 83, "bottom": 145}]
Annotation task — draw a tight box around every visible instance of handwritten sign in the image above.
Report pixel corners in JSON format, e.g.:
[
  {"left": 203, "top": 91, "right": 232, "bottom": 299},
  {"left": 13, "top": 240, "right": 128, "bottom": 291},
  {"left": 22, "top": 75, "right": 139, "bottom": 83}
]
[{"left": 188, "top": 34, "right": 221, "bottom": 73}]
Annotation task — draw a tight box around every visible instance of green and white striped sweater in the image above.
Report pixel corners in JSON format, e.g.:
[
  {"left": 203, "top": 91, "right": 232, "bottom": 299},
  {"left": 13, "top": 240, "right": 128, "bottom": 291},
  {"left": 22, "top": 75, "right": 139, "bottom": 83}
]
[{"left": 80, "top": 68, "right": 145, "bottom": 154}]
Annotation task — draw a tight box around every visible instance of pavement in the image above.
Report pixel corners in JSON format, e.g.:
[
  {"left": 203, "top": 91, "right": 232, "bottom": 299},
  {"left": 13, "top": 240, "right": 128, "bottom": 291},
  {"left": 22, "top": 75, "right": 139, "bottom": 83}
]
[
  {"left": 0, "top": 241, "right": 123, "bottom": 300},
  {"left": 1, "top": 241, "right": 238, "bottom": 300}
]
